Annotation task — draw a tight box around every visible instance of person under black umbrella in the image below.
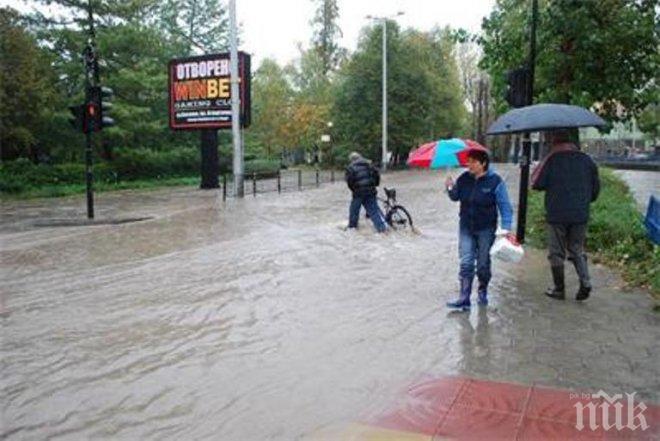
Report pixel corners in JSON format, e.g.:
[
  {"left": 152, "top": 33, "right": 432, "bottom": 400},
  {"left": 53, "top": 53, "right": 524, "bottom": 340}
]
[{"left": 531, "top": 129, "right": 600, "bottom": 301}]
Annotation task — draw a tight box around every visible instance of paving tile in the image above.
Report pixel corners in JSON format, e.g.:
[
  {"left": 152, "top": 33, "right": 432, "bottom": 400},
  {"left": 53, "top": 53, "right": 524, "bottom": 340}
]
[
  {"left": 434, "top": 406, "right": 520, "bottom": 440},
  {"left": 517, "top": 416, "right": 605, "bottom": 440},
  {"left": 453, "top": 378, "right": 530, "bottom": 415}
]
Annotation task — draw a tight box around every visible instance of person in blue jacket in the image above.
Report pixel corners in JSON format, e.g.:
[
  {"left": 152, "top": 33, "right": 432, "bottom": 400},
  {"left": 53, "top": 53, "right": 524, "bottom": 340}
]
[{"left": 444, "top": 149, "right": 514, "bottom": 310}]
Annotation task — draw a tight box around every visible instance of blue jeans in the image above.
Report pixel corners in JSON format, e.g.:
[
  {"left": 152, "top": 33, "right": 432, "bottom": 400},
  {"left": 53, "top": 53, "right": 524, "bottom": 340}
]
[
  {"left": 459, "top": 226, "right": 496, "bottom": 283},
  {"left": 348, "top": 194, "right": 387, "bottom": 232}
]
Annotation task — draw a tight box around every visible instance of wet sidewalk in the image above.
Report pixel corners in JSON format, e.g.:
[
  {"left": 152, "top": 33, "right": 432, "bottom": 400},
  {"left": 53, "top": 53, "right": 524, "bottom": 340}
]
[
  {"left": 614, "top": 169, "right": 659, "bottom": 211},
  {"left": 1, "top": 166, "right": 658, "bottom": 440}
]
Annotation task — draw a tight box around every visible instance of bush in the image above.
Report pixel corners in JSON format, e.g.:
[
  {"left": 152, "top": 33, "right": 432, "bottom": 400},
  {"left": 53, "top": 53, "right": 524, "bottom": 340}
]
[
  {"left": 0, "top": 148, "right": 201, "bottom": 195},
  {"left": 112, "top": 147, "right": 199, "bottom": 180},
  {"left": 0, "top": 150, "right": 287, "bottom": 196},
  {"left": 244, "top": 159, "right": 281, "bottom": 177}
]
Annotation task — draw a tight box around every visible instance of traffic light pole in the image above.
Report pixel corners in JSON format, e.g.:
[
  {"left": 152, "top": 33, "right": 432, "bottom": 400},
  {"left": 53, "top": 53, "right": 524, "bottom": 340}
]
[
  {"left": 85, "top": 113, "right": 95, "bottom": 219},
  {"left": 83, "top": 39, "right": 96, "bottom": 219},
  {"left": 83, "top": 0, "right": 106, "bottom": 218},
  {"left": 515, "top": 0, "right": 538, "bottom": 243},
  {"left": 83, "top": 0, "right": 96, "bottom": 219},
  {"left": 67, "top": 0, "right": 114, "bottom": 219}
]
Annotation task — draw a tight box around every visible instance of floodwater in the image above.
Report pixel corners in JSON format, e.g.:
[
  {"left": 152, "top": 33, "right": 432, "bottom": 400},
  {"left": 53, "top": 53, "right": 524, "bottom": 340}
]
[{"left": 1, "top": 166, "right": 658, "bottom": 440}]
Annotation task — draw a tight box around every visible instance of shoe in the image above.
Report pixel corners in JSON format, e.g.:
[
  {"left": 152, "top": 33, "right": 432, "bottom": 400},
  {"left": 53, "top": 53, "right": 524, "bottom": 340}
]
[
  {"left": 446, "top": 298, "right": 471, "bottom": 311},
  {"left": 477, "top": 279, "right": 488, "bottom": 306},
  {"left": 576, "top": 285, "right": 591, "bottom": 301},
  {"left": 545, "top": 288, "right": 565, "bottom": 300},
  {"left": 477, "top": 288, "right": 488, "bottom": 306},
  {"left": 447, "top": 277, "right": 472, "bottom": 311},
  {"left": 545, "top": 266, "right": 565, "bottom": 300}
]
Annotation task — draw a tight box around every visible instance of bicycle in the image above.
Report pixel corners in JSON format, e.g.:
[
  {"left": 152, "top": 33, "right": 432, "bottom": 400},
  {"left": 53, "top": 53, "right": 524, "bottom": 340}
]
[{"left": 366, "top": 187, "right": 414, "bottom": 230}]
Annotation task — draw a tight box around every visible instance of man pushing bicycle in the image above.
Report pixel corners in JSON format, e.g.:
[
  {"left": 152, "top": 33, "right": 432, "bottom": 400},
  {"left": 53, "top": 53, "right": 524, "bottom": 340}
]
[{"left": 345, "top": 152, "right": 387, "bottom": 233}]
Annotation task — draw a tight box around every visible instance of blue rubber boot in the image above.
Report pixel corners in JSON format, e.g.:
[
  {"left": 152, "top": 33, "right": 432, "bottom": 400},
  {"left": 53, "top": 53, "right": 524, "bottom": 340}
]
[
  {"left": 446, "top": 277, "right": 472, "bottom": 311},
  {"left": 477, "top": 280, "right": 488, "bottom": 306}
]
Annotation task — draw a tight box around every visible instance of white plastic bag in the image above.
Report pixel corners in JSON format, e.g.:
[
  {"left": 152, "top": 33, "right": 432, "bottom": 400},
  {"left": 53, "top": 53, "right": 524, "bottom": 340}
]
[{"left": 490, "top": 235, "right": 524, "bottom": 263}]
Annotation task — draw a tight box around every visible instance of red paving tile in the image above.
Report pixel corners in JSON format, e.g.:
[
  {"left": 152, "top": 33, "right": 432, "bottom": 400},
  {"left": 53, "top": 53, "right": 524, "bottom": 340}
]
[
  {"left": 370, "top": 377, "right": 465, "bottom": 435},
  {"left": 365, "top": 376, "right": 658, "bottom": 441},
  {"left": 434, "top": 406, "right": 520, "bottom": 440},
  {"left": 453, "top": 378, "right": 530, "bottom": 414},
  {"left": 526, "top": 385, "right": 605, "bottom": 425},
  {"left": 517, "top": 416, "right": 605, "bottom": 440}
]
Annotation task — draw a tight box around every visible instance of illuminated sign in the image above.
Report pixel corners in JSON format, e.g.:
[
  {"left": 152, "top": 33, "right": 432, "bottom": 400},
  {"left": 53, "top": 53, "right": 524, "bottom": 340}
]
[{"left": 168, "top": 52, "right": 251, "bottom": 130}]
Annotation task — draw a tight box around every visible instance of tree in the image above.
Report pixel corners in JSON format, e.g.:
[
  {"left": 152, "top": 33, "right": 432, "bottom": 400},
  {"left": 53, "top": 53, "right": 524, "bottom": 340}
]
[
  {"left": 637, "top": 103, "right": 659, "bottom": 145},
  {"left": 456, "top": 41, "right": 494, "bottom": 144},
  {"left": 333, "top": 23, "right": 466, "bottom": 164},
  {"left": 155, "top": 0, "right": 229, "bottom": 55},
  {"left": 309, "top": 0, "right": 344, "bottom": 77},
  {"left": 0, "top": 7, "right": 60, "bottom": 161},
  {"left": 287, "top": 47, "right": 334, "bottom": 161},
  {"left": 250, "top": 59, "right": 294, "bottom": 158},
  {"left": 23, "top": 0, "right": 231, "bottom": 161},
  {"left": 480, "top": 0, "right": 659, "bottom": 123}
]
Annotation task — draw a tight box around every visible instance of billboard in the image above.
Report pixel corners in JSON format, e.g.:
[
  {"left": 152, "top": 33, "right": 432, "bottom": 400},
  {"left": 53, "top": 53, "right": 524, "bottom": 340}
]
[{"left": 168, "top": 52, "right": 251, "bottom": 130}]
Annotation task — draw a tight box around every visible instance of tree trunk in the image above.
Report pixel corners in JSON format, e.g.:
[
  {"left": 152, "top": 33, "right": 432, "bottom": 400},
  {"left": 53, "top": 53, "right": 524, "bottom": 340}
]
[{"left": 476, "top": 78, "right": 484, "bottom": 145}]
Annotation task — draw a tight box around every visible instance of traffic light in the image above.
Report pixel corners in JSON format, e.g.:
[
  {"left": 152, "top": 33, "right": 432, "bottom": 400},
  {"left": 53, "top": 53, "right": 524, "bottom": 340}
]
[
  {"left": 87, "top": 85, "right": 115, "bottom": 131},
  {"left": 504, "top": 67, "right": 531, "bottom": 108},
  {"left": 68, "top": 104, "right": 88, "bottom": 133}
]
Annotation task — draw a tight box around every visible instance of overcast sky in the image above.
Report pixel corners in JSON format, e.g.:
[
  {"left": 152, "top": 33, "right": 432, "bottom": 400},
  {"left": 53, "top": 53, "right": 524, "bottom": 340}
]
[
  {"left": 241, "top": 0, "right": 495, "bottom": 66},
  {"left": 3, "top": 0, "right": 495, "bottom": 67}
]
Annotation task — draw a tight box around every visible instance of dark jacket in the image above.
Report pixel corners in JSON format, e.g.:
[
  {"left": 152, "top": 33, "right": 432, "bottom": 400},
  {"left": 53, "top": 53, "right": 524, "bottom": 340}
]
[
  {"left": 448, "top": 169, "right": 513, "bottom": 232},
  {"left": 345, "top": 158, "right": 380, "bottom": 197},
  {"left": 531, "top": 150, "right": 600, "bottom": 224}
]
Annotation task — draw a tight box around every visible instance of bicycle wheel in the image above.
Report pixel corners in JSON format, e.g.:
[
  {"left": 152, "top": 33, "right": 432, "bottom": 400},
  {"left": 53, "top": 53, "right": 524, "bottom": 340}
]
[{"left": 386, "top": 205, "right": 413, "bottom": 230}]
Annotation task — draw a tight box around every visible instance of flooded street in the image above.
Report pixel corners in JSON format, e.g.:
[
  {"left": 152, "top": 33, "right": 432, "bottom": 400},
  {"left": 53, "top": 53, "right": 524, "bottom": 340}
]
[{"left": 2, "top": 166, "right": 658, "bottom": 440}]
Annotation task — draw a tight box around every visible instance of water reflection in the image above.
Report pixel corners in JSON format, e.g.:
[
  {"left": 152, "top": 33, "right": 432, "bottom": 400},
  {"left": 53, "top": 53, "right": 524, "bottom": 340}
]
[{"left": 447, "top": 307, "right": 492, "bottom": 378}]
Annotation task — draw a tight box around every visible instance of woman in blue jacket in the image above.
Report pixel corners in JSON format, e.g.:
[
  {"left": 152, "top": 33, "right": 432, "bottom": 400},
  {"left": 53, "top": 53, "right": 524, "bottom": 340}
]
[{"left": 444, "top": 149, "right": 514, "bottom": 310}]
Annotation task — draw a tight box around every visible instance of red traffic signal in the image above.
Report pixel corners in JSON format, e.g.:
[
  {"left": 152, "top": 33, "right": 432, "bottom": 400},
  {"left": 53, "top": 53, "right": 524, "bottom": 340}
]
[{"left": 87, "top": 86, "right": 115, "bottom": 131}]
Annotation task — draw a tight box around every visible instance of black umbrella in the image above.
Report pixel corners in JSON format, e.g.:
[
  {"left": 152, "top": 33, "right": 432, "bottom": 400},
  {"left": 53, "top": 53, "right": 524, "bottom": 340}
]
[{"left": 487, "top": 103, "right": 606, "bottom": 135}]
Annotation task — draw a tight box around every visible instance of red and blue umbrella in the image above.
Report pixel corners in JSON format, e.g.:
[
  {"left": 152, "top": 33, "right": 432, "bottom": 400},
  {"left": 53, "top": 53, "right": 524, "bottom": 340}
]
[{"left": 407, "top": 138, "right": 489, "bottom": 169}]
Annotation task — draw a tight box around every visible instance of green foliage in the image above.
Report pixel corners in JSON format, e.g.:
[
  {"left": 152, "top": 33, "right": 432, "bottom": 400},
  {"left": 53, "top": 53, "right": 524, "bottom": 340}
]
[
  {"left": 0, "top": 158, "right": 114, "bottom": 192},
  {"left": 250, "top": 59, "right": 295, "bottom": 157},
  {"left": 309, "top": 0, "right": 345, "bottom": 76},
  {"left": 637, "top": 104, "right": 659, "bottom": 144},
  {"left": 480, "top": 0, "right": 659, "bottom": 123},
  {"left": 244, "top": 159, "right": 282, "bottom": 177},
  {"left": 156, "top": 0, "right": 229, "bottom": 54},
  {"left": 527, "top": 168, "right": 659, "bottom": 296},
  {"left": 0, "top": 148, "right": 200, "bottom": 195},
  {"left": 2, "top": 177, "right": 201, "bottom": 200},
  {"left": 13, "top": 0, "right": 225, "bottom": 164},
  {"left": 248, "top": 52, "right": 334, "bottom": 163},
  {"left": 110, "top": 147, "right": 199, "bottom": 180},
  {"left": 0, "top": 7, "right": 61, "bottom": 161}
]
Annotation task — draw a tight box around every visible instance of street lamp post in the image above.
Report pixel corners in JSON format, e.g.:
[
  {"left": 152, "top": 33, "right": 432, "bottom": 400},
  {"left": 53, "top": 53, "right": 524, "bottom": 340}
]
[
  {"left": 366, "top": 11, "right": 404, "bottom": 171},
  {"left": 229, "top": 0, "right": 244, "bottom": 197}
]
